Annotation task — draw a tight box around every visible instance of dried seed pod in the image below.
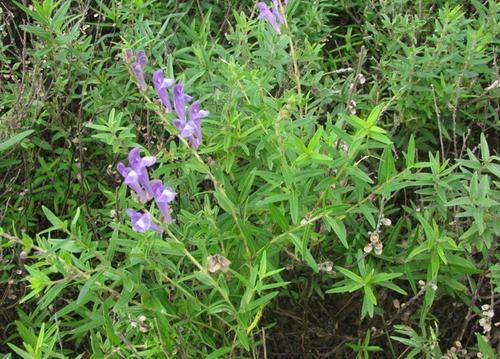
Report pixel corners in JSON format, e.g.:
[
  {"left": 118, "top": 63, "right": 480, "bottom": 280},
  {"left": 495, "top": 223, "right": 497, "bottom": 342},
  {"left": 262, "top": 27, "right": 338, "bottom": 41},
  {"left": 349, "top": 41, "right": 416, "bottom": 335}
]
[
  {"left": 381, "top": 217, "right": 392, "bottom": 226},
  {"left": 318, "top": 261, "right": 334, "bottom": 273},
  {"left": 364, "top": 243, "right": 373, "bottom": 254},
  {"left": 207, "top": 254, "right": 231, "bottom": 273}
]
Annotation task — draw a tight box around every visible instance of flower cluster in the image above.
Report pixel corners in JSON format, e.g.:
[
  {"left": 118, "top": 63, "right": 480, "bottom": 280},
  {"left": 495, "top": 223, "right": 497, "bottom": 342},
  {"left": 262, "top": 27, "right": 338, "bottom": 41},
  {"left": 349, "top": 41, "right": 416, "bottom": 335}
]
[
  {"left": 478, "top": 304, "right": 494, "bottom": 334},
  {"left": 126, "top": 50, "right": 209, "bottom": 149},
  {"left": 207, "top": 254, "right": 231, "bottom": 273},
  {"left": 117, "top": 147, "right": 176, "bottom": 233},
  {"left": 257, "top": 0, "right": 288, "bottom": 34},
  {"left": 364, "top": 231, "right": 384, "bottom": 255},
  {"left": 443, "top": 341, "right": 467, "bottom": 359}
]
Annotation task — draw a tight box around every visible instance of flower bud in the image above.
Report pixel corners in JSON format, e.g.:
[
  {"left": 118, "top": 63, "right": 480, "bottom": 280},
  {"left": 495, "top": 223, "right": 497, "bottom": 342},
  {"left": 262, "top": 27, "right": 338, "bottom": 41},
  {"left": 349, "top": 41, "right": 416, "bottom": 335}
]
[
  {"left": 363, "top": 243, "right": 373, "bottom": 253},
  {"left": 381, "top": 217, "right": 392, "bottom": 226}
]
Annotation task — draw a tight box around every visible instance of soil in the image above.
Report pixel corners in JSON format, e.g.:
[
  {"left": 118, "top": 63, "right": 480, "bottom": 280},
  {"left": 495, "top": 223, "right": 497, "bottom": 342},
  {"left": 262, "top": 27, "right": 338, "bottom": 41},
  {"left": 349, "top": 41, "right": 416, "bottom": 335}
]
[{"left": 260, "top": 268, "right": 498, "bottom": 358}]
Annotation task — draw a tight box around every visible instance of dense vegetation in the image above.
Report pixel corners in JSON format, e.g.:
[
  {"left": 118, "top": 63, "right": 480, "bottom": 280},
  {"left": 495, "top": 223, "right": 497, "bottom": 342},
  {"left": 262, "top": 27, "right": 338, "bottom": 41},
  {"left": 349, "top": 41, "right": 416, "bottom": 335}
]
[{"left": 0, "top": 0, "right": 498, "bottom": 357}]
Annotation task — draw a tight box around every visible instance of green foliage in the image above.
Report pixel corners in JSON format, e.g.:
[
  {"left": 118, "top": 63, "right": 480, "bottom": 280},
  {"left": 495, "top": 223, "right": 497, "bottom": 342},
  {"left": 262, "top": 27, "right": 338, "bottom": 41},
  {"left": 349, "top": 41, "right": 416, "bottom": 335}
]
[{"left": 0, "top": 0, "right": 498, "bottom": 357}]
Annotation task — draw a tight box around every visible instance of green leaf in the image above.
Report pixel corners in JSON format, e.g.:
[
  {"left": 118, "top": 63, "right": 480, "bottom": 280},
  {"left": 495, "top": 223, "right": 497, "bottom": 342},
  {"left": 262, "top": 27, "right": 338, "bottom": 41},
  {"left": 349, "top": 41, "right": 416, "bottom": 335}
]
[
  {"left": 303, "top": 249, "right": 318, "bottom": 273},
  {"left": 238, "top": 167, "right": 256, "bottom": 203},
  {"left": 347, "top": 166, "right": 374, "bottom": 184},
  {"left": 405, "top": 134, "right": 416, "bottom": 167},
  {"left": 371, "top": 272, "right": 402, "bottom": 283},
  {"left": 307, "top": 126, "right": 323, "bottom": 151},
  {"left": 337, "top": 267, "right": 364, "bottom": 283},
  {"left": 236, "top": 327, "right": 250, "bottom": 351},
  {"left": 290, "top": 234, "right": 318, "bottom": 272},
  {"left": 330, "top": 218, "right": 348, "bottom": 249},
  {"left": 367, "top": 104, "right": 384, "bottom": 126},
  {"left": 207, "top": 347, "right": 233, "bottom": 359},
  {"left": 42, "top": 206, "right": 67, "bottom": 231},
  {"left": 377, "top": 281, "right": 407, "bottom": 295},
  {"left": 289, "top": 191, "right": 299, "bottom": 224},
  {"left": 77, "top": 273, "right": 102, "bottom": 304},
  {"left": 480, "top": 133, "right": 490, "bottom": 162},
  {"left": 326, "top": 282, "right": 364, "bottom": 293},
  {"left": 214, "top": 189, "right": 237, "bottom": 214},
  {"left": 378, "top": 147, "right": 396, "bottom": 185},
  {"left": 364, "top": 285, "right": 377, "bottom": 305},
  {"left": 476, "top": 333, "right": 495, "bottom": 358},
  {"left": 0, "top": 130, "right": 34, "bottom": 153}
]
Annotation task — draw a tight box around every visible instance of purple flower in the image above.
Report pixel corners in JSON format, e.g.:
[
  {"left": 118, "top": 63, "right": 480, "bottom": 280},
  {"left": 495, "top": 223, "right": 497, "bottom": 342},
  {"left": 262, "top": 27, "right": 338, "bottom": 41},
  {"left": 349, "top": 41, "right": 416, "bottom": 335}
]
[
  {"left": 172, "top": 100, "right": 209, "bottom": 149},
  {"left": 153, "top": 70, "right": 175, "bottom": 112},
  {"left": 127, "top": 209, "right": 162, "bottom": 233},
  {"left": 117, "top": 147, "right": 156, "bottom": 202},
  {"left": 188, "top": 101, "right": 209, "bottom": 149},
  {"left": 151, "top": 180, "right": 176, "bottom": 223},
  {"left": 257, "top": 2, "right": 281, "bottom": 33},
  {"left": 271, "top": 0, "right": 285, "bottom": 25},
  {"left": 124, "top": 49, "right": 133, "bottom": 63},
  {"left": 117, "top": 163, "right": 149, "bottom": 203},
  {"left": 131, "top": 51, "right": 148, "bottom": 91},
  {"left": 171, "top": 84, "right": 208, "bottom": 149},
  {"left": 127, "top": 147, "right": 156, "bottom": 199},
  {"left": 173, "top": 84, "right": 192, "bottom": 122}
]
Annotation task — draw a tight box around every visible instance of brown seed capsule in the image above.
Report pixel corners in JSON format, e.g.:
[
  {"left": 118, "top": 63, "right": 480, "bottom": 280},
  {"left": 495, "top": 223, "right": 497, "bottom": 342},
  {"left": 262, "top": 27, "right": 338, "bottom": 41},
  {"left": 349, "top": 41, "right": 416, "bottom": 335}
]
[
  {"left": 381, "top": 217, "right": 392, "bottom": 226},
  {"left": 370, "top": 232, "right": 379, "bottom": 243},
  {"left": 364, "top": 243, "right": 373, "bottom": 254},
  {"left": 318, "top": 261, "right": 334, "bottom": 273},
  {"left": 207, "top": 254, "right": 231, "bottom": 273}
]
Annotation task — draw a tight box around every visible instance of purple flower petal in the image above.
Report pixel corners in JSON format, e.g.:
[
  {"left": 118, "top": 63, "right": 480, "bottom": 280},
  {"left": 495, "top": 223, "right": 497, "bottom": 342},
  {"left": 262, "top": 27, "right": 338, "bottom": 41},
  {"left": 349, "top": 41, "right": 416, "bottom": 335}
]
[
  {"left": 173, "top": 84, "right": 191, "bottom": 121},
  {"left": 117, "top": 163, "right": 148, "bottom": 203},
  {"left": 272, "top": 0, "right": 285, "bottom": 24},
  {"left": 187, "top": 101, "right": 209, "bottom": 149},
  {"left": 136, "top": 51, "right": 147, "bottom": 66},
  {"left": 180, "top": 121, "right": 196, "bottom": 138},
  {"left": 127, "top": 209, "right": 162, "bottom": 233},
  {"left": 173, "top": 118, "right": 187, "bottom": 132},
  {"left": 127, "top": 147, "right": 156, "bottom": 199},
  {"left": 150, "top": 180, "right": 176, "bottom": 223},
  {"left": 132, "top": 51, "right": 148, "bottom": 91},
  {"left": 153, "top": 70, "right": 174, "bottom": 111},
  {"left": 124, "top": 49, "right": 133, "bottom": 63},
  {"left": 257, "top": 2, "right": 281, "bottom": 33}
]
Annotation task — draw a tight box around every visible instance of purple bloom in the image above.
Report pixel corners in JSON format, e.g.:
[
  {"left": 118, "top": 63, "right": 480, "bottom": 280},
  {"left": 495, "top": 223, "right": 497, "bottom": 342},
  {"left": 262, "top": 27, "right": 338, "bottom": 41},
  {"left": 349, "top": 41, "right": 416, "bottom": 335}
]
[
  {"left": 271, "top": 0, "right": 285, "bottom": 24},
  {"left": 127, "top": 209, "right": 162, "bottom": 233},
  {"left": 124, "top": 49, "right": 133, "bottom": 63},
  {"left": 257, "top": 2, "right": 281, "bottom": 33},
  {"left": 173, "top": 84, "right": 192, "bottom": 122},
  {"left": 152, "top": 70, "right": 175, "bottom": 112},
  {"left": 151, "top": 180, "right": 176, "bottom": 223},
  {"left": 188, "top": 101, "right": 209, "bottom": 149},
  {"left": 127, "top": 147, "right": 156, "bottom": 199},
  {"left": 117, "top": 147, "right": 156, "bottom": 202},
  {"left": 131, "top": 51, "right": 148, "bottom": 91},
  {"left": 172, "top": 100, "right": 209, "bottom": 149},
  {"left": 117, "top": 163, "right": 149, "bottom": 203},
  {"left": 171, "top": 84, "right": 208, "bottom": 149}
]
